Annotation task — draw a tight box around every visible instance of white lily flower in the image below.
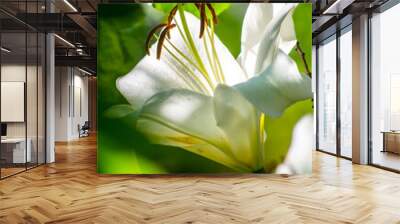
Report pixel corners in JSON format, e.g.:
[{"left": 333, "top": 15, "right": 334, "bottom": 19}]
[
  {"left": 116, "top": 3, "right": 312, "bottom": 172},
  {"left": 275, "top": 114, "right": 314, "bottom": 175}
]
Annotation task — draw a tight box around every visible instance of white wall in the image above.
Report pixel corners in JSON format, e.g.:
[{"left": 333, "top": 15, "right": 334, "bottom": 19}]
[
  {"left": 55, "top": 66, "right": 70, "bottom": 141},
  {"left": 70, "top": 73, "right": 89, "bottom": 138},
  {"left": 1, "top": 63, "right": 46, "bottom": 164},
  {"left": 1, "top": 66, "right": 26, "bottom": 139},
  {"left": 1, "top": 65, "right": 39, "bottom": 137},
  {"left": 55, "top": 67, "right": 89, "bottom": 141}
]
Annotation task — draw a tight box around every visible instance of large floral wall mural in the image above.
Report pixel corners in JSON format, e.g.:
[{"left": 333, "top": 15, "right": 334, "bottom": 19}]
[{"left": 98, "top": 3, "right": 313, "bottom": 174}]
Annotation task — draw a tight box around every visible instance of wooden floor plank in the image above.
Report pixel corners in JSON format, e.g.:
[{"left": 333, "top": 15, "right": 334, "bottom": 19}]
[{"left": 0, "top": 135, "right": 400, "bottom": 223}]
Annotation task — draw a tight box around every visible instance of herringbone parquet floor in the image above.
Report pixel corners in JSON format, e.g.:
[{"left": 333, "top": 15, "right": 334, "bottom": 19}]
[{"left": 1, "top": 134, "right": 400, "bottom": 224}]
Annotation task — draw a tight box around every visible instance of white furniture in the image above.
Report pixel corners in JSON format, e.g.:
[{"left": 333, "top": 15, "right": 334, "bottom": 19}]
[{"left": 1, "top": 138, "right": 31, "bottom": 163}]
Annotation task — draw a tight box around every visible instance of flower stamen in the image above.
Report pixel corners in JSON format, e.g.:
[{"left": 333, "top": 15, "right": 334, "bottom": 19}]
[
  {"left": 167, "top": 5, "right": 178, "bottom": 39},
  {"left": 145, "top": 23, "right": 167, "bottom": 55},
  {"left": 157, "top": 24, "right": 176, "bottom": 59},
  {"left": 199, "top": 4, "right": 206, "bottom": 38},
  {"left": 206, "top": 3, "right": 218, "bottom": 25},
  {"left": 195, "top": 3, "right": 217, "bottom": 38}
]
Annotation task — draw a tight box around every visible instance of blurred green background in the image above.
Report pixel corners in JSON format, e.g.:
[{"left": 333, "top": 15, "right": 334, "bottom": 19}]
[{"left": 97, "top": 3, "right": 312, "bottom": 174}]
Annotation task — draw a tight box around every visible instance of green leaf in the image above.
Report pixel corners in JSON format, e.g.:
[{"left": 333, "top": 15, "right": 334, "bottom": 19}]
[
  {"left": 215, "top": 3, "right": 247, "bottom": 58},
  {"left": 289, "top": 3, "right": 312, "bottom": 75},
  {"left": 263, "top": 99, "right": 313, "bottom": 172},
  {"left": 98, "top": 4, "right": 150, "bottom": 112},
  {"left": 152, "top": 3, "right": 176, "bottom": 14},
  {"left": 105, "top": 104, "right": 136, "bottom": 119},
  {"left": 153, "top": 3, "right": 230, "bottom": 19},
  {"left": 209, "top": 3, "right": 231, "bottom": 16}
]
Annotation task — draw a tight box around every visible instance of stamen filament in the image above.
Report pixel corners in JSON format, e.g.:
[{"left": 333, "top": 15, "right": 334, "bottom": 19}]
[
  {"left": 164, "top": 37, "right": 204, "bottom": 79},
  {"left": 174, "top": 18, "right": 191, "bottom": 52},
  {"left": 202, "top": 26, "right": 220, "bottom": 84},
  {"left": 168, "top": 20, "right": 214, "bottom": 93},
  {"left": 163, "top": 39, "right": 211, "bottom": 94},
  {"left": 164, "top": 47, "right": 206, "bottom": 93},
  {"left": 173, "top": 20, "right": 214, "bottom": 86},
  {"left": 206, "top": 22, "right": 225, "bottom": 83},
  {"left": 177, "top": 4, "right": 214, "bottom": 89},
  {"left": 153, "top": 34, "right": 210, "bottom": 94}
]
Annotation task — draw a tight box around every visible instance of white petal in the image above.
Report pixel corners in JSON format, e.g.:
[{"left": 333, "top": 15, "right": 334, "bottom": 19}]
[
  {"left": 117, "top": 11, "right": 246, "bottom": 109},
  {"left": 276, "top": 114, "right": 313, "bottom": 175},
  {"left": 255, "top": 4, "right": 297, "bottom": 74},
  {"left": 167, "top": 12, "right": 246, "bottom": 86},
  {"left": 238, "top": 4, "right": 297, "bottom": 77},
  {"left": 235, "top": 50, "right": 312, "bottom": 117},
  {"left": 137, "top": 89, "right": 254, "bottom": 172},
  {"left": 213, "top": 85, "right": 263, "bottom": 169},
  {"left": 116, "top": 56, "right": 189, "bottom": 109},
  {"left": 280, "top": 40, "right": 296, "bottom": 55},
  {"left": 280, "top": 7, "right": 296, "bottom": 42},
  {"left": 241, "top": 4, "right": 273, "bottom": 51},
  {"left": 279, "top": 5, "right": 297, "bottom": 54},
  {"left": 273, "top": 4, "right": 297, "bottom": 52},
  {"left": 136, "top": 85, "right": 266, "bottom": 172},
  {"left": 239, "top": 4, "right": 273, "bottom": 76}
]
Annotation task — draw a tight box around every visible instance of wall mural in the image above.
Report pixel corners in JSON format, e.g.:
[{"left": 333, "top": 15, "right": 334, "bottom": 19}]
[{"left": 98, "top": 3, "right": 313, "bottom": 174}]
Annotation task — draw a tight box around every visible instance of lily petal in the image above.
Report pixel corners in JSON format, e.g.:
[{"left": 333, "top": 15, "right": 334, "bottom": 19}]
[
  {"left": 136, "top": 89, "right": 253, "bottom": 172},
  {"left": 238, "top": 4, "right": 273, "bottom": 76},
  {"left": 117, "top": 11, "right": 246, "bottom": 110},
  {"left": 273, "top": 4, "right": 296, "bottom": 43},
  {"left": 235, "top": 50, "right": 312, "bottom": 117},
  {"left": 275, "top": 114, "right": 313, "bottom": 174},
  {"left": 255, "top": 4, "right": 296, "bottom": 74},
  {"left": 213, "top": 85, "right": 263, "bottom": 169},
  {"left": 263, "top": 99, "right": 312, "bottom": 173},
  {"left": 278, "top": 5, "right": 297, "bottom": 54},
  {"left": 238, "top": 3, "right": 297, "bottom": 77},
  {"left": 241, "top": 4, "right": 273, "bottom": 52},
  {"left": 116, "top": 56, "right": 190, "bottom": 109}
]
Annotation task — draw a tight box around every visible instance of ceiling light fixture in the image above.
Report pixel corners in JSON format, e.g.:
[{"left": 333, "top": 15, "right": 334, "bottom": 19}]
[
  {"left": 78, "top": 67, "right": 93, "bottom": 76},
  {"left": 322, "top": 0, "right": 354, "bottom": 15},
  {"left": 1, "top": 47, "right": 11, "bottom": 53},
  {"left": 54, "top": 34, "right": 75, "bottom": 48},
  {"left": 63, "top": 0, "right": 78, "bottom": 12}
]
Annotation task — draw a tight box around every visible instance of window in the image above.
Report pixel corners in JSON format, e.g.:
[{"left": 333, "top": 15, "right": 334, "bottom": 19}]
[
  {"left": 0, "top": 2, "right": 47, "bottom": 179},
  {"left": 317, "top": 35, "right": 337, "bottom": 154},
  {"left": 339, "top": 27, "right": 352, "bottom": 158},
  {"left": 370, "top": 3, "right": 400, "bottom": 171}
]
